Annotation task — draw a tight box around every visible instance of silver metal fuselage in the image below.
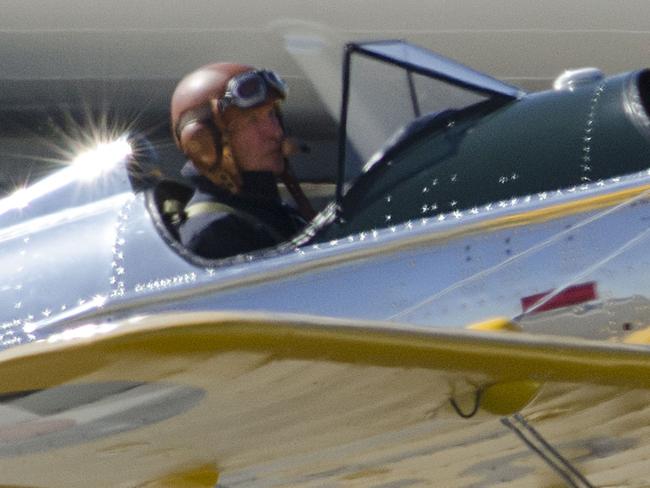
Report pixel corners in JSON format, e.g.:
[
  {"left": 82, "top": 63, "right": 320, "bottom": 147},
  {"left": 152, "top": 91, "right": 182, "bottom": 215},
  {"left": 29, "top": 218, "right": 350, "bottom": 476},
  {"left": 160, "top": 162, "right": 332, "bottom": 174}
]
[{"left": 1, "top": 158, "right": 649, "bottom": 349}]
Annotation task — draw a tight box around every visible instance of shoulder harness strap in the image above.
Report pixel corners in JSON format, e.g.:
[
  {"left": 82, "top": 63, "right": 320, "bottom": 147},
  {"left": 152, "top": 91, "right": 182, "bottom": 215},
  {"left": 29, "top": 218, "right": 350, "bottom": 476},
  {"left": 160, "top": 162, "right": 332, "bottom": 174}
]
[{"left": 184, "top": 201, "right": 285, "bottom": 242}]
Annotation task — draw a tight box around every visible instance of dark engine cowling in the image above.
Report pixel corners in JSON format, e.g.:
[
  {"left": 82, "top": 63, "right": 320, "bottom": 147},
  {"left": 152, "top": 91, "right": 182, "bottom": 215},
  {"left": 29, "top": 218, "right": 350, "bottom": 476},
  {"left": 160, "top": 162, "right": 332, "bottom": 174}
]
[{"left": 317, "top": 68, "right": 650, "bottom": 241}]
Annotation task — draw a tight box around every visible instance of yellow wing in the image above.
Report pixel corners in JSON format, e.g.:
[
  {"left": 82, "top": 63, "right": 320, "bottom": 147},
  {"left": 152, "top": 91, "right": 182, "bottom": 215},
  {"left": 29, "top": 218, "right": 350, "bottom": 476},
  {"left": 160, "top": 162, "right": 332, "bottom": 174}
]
[{"left": 0, "top": 312, "right": 649, "bottom": 487}]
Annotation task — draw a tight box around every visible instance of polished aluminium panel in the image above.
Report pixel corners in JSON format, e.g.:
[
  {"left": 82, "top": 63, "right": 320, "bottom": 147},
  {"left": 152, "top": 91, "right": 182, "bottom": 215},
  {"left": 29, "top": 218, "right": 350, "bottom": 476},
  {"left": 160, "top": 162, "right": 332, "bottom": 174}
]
[
  {"left": 0, "top": 140, "right": 136, "bottom": 348},
  {"left": 7, "top": 164, "right": 650, "bottom": 348}
]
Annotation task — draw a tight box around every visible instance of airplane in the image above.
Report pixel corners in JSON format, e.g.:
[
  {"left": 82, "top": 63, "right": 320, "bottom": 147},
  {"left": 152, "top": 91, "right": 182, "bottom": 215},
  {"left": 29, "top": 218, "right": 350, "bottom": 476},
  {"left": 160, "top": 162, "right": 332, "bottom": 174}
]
[{"left": 0, "top": 37, "right": 650, "bottom": 486}]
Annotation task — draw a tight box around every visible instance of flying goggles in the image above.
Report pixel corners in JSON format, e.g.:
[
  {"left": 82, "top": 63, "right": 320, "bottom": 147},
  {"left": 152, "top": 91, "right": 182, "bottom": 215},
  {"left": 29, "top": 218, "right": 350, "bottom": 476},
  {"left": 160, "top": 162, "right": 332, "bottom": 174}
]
[{"left": 218, "top": 70, "right": 288, "bottom": 112}]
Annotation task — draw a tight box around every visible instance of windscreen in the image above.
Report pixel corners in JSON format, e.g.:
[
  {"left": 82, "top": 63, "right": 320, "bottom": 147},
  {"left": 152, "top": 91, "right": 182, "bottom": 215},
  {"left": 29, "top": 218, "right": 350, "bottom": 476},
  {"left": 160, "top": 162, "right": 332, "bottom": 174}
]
[{"left": 342, "top": 51, "right": 489, "bottom": 190}]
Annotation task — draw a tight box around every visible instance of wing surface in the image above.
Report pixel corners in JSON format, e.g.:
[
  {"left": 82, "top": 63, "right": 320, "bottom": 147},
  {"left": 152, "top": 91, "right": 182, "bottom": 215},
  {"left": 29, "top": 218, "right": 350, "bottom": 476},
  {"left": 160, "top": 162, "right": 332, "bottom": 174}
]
[{"left": 0, "top": 312, "right": 649, "bottom": 487}]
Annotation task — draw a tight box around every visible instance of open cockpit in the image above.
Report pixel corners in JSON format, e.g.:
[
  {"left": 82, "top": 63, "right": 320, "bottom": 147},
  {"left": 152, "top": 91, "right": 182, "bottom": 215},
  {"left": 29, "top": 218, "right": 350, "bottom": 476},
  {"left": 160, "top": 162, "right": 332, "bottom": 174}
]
[{"left": 141, "top": 40, "right": 650, "bottom": 262}]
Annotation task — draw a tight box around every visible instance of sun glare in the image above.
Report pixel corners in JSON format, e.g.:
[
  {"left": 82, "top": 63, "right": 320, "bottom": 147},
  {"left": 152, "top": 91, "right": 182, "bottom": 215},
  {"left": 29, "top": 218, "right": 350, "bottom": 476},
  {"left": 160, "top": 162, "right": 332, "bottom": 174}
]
[
  {"left": 0, "top": 136, "right": 134, "bottom": 217},
  {"left": 72, "top": 137, "right": 133, "bottom": 181}
]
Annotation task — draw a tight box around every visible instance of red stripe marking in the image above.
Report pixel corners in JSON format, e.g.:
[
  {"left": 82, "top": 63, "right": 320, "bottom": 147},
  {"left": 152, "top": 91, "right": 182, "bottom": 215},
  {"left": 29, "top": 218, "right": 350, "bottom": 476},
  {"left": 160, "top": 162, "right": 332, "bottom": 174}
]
[{"left": 521, "top": 282, "right": 597, "bottom": 314}]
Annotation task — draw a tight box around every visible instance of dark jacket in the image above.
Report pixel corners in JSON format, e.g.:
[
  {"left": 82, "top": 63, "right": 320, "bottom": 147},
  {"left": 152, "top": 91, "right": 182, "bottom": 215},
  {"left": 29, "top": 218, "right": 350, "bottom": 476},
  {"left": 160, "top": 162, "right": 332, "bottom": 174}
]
[{"left": 179, "top": 162, "right": 305, "bottom": 259}]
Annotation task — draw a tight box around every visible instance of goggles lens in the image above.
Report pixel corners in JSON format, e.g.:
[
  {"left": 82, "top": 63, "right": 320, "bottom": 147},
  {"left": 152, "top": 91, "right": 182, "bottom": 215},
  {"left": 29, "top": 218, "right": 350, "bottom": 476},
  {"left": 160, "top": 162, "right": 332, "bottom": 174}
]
[{"left": 219, "top": 70, "right": 287, "bottom": 112}]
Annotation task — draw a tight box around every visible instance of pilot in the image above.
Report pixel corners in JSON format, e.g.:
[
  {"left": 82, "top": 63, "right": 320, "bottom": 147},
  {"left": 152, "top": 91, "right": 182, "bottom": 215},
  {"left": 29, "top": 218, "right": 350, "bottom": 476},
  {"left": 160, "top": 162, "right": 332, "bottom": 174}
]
[{"left": 170, "top": 63, "right": 312, "bottom": 259}]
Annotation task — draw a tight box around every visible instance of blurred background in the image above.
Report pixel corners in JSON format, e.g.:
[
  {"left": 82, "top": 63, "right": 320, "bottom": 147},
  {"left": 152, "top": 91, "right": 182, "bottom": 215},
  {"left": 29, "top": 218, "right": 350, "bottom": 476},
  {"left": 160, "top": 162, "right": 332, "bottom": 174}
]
[{"left": 1, "top": 0, "right": 649, "bottom": 195}]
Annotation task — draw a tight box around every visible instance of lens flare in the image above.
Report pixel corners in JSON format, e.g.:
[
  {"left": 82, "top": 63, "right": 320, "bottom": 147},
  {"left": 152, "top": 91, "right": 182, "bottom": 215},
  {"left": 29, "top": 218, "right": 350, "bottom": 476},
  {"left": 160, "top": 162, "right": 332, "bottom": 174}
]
[
  {"left": 0, "top": 136, "right": 133, "bottom": 216},
  {"left": 72, "top": 137, "right": 133, "bottom": 181}
]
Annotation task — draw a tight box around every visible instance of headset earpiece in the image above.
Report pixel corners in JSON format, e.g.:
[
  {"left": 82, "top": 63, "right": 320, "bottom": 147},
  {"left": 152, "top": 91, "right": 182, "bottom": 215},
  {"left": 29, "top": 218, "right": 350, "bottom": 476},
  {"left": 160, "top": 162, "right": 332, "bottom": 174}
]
[
  {"left": 178, "top": 119, "right": 222, "bottom": 171},
  {"left": 176, "top": 109, "right": 243, "bottom": 193}
]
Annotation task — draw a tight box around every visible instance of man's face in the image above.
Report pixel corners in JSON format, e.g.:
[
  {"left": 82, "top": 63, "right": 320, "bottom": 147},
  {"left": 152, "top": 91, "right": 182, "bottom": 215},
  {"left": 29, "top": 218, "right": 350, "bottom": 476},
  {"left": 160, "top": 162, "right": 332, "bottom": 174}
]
[{"left": 226, "top": 101, "right": 285, "bottom": 175}]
